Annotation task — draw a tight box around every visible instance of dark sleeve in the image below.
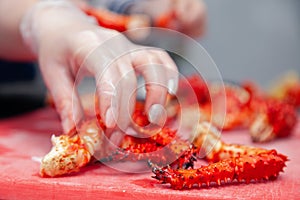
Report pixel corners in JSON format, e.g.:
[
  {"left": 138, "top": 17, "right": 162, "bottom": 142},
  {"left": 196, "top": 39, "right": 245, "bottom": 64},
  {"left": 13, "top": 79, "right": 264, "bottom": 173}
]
[
  {"left": 0, "top": 60, "right": 36, "bottom": 83},
  {"left": 104, "top": 0, "right": 138, "bottom": 14}
]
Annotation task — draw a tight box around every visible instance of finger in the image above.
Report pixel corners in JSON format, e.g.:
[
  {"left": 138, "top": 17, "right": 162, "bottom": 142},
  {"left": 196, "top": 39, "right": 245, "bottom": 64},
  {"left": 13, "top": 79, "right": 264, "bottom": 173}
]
[
  {"left": 131, "top": 50, "right": 169, "bottom": 125},
  {"left": 115, "top": 56, "right": 137, "bottom": 131},
  {"left": 40, "top": 61, "right": 84, "bottom": 133},
  {"left": 94, "top": 62, "right": 121, "bottom": 129},
  {"left": 109, "top": 131, "right": 124, "bottom": 148},
  {"left": 151, "top": 49, "right": 179, "bottom": 95},
  {"left": 102, "top": 130, "right": 125, "bottom": 157},
  {"left": 81, "top": 43, "right": 122, "bottom": 129}
]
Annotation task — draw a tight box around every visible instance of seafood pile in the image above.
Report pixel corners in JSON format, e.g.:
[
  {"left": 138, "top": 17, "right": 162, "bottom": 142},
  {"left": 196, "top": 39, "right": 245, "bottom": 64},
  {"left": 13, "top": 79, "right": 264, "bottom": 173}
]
[
  {"left": 150, "top": 122, "right": 287, "bottom": 189},
  {"left": 37, "top": 2, "right": 299, "bottom": 189},
  {"left": 178, "top": 74, "right": 299, "bottom": 142},
  {"left": 40, "top": 73, "right": 299, "bottom": 190}
]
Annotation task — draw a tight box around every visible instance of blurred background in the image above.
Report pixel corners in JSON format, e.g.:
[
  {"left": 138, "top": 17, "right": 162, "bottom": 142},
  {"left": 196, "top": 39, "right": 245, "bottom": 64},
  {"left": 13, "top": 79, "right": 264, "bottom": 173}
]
[
  {"left": 198, "top": 0, "right": 300, "bottom": 86},
  {"left": 0, "top": 0, "right": 299, "bottom": 117}
]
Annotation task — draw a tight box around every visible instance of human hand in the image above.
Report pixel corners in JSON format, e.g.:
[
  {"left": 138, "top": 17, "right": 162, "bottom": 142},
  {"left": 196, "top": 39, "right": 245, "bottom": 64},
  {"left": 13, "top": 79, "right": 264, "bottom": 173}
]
[
  {"left": 20, "top": 1, "right": 178, "bottom": 137},
  {"left": 127, "top": 0, "right": 206, "bottom": 38},
  {"left": 171, "top": 0, "right": 206, "bottom": 37}
]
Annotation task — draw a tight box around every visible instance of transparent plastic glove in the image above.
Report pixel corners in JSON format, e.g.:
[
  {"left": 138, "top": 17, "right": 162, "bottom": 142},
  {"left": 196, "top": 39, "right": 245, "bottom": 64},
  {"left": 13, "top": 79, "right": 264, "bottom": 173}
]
[
  {"left": 20, "top": 1, "right": 178, "bottom": 139},
  {"left": 128, "top": 0, "right": 206, "bottom": 38}
]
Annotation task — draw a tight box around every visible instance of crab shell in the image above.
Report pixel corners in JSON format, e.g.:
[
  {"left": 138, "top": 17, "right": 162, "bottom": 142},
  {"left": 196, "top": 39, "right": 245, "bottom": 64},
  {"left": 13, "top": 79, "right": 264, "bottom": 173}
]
[
  {"left": 40, "top": 135, "right": 91, "bottom": 177},
  {"left": 40, "top": 119, "right": 104, "bottom": 177},
  {"left": 249, "top": 99, "right": 297, "bottom": 142}
]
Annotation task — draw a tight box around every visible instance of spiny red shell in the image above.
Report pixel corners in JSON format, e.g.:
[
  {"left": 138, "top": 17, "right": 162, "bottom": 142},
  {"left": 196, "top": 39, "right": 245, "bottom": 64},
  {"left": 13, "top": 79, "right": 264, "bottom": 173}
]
[
  {"left": 151, "top": 151, "right": 287, "bottom": 189},
  {"left": 264, "top": 99, "right": 297, "bottom": 137}
]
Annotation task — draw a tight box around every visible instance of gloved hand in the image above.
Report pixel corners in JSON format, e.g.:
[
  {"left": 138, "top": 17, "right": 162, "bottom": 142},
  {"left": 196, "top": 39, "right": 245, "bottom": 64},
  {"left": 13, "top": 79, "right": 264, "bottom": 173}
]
[
  {"left": 127, "top": 0, "right": 206, "bottom": 37},
  {"left": 20, "top": 0, "right": 178, "bottom": 140}
]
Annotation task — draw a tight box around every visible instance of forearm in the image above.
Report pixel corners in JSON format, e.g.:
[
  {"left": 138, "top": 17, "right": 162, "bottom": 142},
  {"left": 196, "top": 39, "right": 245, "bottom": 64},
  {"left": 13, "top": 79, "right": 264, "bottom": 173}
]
[
  {"left": 0, "top": 0, "right": 84, "bottom": 62},
  {"left": 0, "top": 0, "right": 39, "bottom": 61}
]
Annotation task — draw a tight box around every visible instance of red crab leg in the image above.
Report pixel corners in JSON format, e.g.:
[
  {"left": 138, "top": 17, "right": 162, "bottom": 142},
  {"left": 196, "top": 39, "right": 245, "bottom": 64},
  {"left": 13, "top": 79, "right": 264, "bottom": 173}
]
[
  {"left": 269, "top": 72, "right": 300, "bottom": 108},
  {"left": 150, "top": 150, "right": 287, "bottom": 189},
  {"left": 40, "top": 118, "right": 104, "bottom": 177},
  {"left": 243, "top": 82, "right": 298, "bottom": 142},
  {"left": 191, "top": 122, "right": 268, "bottom": 162},
  {"left": 150, "top": 122, "right": 288, "bottom": 189},
  {"left": 82, "top": 6, "right": 150, "bottom": 32},
  {"left": 249, "top": 98, "right": 297, "bottom": 142}
]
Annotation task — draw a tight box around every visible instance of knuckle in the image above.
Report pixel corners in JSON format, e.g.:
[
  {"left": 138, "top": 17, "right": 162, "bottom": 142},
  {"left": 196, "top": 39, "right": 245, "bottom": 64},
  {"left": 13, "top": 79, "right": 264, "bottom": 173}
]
[
  {"left": 144, "top": 52, "right": 160, "bottom": 63},
  {"left": 147, "top": 84, "right": 167, "bottom": 94},
  {"left": 120, "top": 71, "right": 137, "bottom": 86},
  {"left": 98, "top": 81, "right": 116, "bottom": 94}
]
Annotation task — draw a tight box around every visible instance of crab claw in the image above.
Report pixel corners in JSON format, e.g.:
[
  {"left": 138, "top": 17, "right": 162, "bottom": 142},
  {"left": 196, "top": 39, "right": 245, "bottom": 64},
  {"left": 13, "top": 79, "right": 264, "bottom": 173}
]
[
  {"left": 40, "top": 119, "right": 104, "bottom": 177},
  {"left": 250, "top": 99, "right": 297, "bottom": 142},
  {"left": 40, "top": 135, "right": 91, "bottom": 177}
]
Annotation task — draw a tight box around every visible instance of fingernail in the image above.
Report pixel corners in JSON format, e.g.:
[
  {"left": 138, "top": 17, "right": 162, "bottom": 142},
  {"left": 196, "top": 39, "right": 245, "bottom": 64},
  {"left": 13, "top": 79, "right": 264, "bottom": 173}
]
[
  {"left": 105, "top": 107, "right": 116, "bottom": 128},
  {"left": 168, "top": 79, "right": 178, "bottom": 95},
  {"left": 148, "top": 104, "right": 167, "bottom": 126},
  {"left": 109, "top": 131, "right": 124, "bottom": 147}
]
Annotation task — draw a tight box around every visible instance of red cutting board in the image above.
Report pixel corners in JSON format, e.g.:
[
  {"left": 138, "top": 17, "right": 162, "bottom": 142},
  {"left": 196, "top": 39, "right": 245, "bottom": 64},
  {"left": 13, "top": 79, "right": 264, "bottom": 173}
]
[{"left": 0, "top": 107, "right": 299, "bottom": 200}]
